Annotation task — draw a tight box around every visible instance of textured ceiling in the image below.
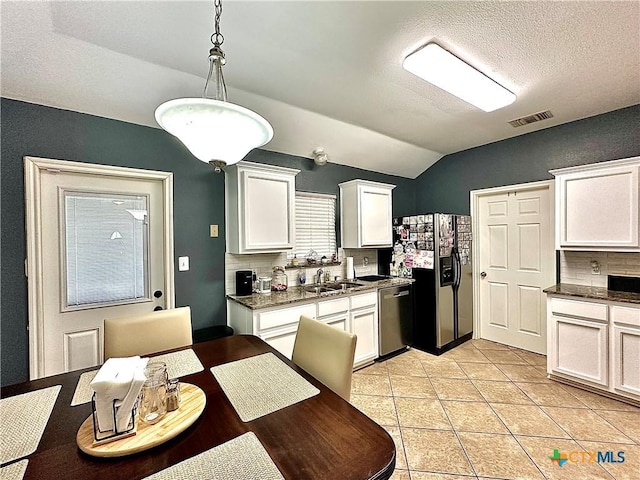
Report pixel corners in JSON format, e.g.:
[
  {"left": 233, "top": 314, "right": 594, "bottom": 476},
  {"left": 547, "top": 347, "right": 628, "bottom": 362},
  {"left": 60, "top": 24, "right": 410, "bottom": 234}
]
[{"left": 2, "top": 1, "right": 639, "bottom": 178}]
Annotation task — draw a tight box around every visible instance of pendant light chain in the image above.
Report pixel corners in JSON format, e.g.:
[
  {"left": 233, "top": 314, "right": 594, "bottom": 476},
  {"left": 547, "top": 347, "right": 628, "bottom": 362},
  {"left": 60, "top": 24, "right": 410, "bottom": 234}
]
[
  {"left": 154, "top": 0, "right": 273, "bottom": 172},
  {"left": 204, "top": 0, "right": 227, "bottom": 101},
  {"left": 211, "top": 0, "right": 224, "bottom": 48}
]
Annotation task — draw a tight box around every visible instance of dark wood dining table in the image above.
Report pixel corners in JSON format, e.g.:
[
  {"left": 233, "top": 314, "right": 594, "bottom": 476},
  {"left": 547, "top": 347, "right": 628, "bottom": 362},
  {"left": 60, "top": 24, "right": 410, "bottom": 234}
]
[{"left": 1, "top": 334, "right": 396, "bottom": 479}]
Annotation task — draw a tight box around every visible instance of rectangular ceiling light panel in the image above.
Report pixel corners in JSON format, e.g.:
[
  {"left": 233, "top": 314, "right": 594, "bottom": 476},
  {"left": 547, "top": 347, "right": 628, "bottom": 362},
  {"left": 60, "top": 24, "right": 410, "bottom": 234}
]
[{"left": 403, "top": 43, "right": 516, "bottom": 112}]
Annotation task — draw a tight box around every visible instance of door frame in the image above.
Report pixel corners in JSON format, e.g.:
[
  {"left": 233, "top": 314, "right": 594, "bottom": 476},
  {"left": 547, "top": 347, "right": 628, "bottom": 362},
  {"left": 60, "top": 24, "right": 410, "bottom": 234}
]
[
  {"left": 470, "top": 179, "right": 555, "bottom": 343},
  {"left": 24, "top": 156, "right": 175, "bottom": 379}
]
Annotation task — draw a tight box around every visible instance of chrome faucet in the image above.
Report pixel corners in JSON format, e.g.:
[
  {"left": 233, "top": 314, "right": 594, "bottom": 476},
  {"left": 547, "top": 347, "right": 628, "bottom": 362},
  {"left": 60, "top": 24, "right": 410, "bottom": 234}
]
[{"left": 316, "top": 268, "right": 324, "bottom": 284}]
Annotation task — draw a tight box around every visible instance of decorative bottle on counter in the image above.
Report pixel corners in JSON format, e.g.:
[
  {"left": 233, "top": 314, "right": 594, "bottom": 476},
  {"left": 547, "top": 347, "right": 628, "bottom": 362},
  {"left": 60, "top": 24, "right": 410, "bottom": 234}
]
[{"left": 271, "top": 266, "right": 288, "bottom": 292}]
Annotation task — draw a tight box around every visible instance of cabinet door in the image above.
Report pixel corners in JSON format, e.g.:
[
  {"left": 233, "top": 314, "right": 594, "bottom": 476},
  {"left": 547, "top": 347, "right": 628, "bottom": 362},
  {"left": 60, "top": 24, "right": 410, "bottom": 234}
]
[
  {"left": 551, "top": 315, "right": 609, "bottom": 386},
  {"left": 360, "top": 186, "right": 392, "bottom": 247},
  {"left": 323, "top": 313, "right": 349, "bottom": 332},
  {"left": 612, "top": 324, "right": 640, "bottom": 398},
  {"left": 242, "top": 170, "right": 295, "bottom": 251},
  {"left": 556, "top": 164, "right": 639, "bottom": 250},
  {"left": 351, "top": 307, "right": 378, "bottom": 368},
  {"left": 260, "top": 327, "right": 298, "bottom": 360}
]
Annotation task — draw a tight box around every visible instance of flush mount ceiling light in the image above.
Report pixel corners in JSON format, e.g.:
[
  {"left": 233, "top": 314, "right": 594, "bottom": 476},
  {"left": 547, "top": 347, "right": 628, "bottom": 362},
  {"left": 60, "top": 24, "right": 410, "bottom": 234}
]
[
  {"left": 403, "top": 43, "right": 516, "bottom": 112},
  {"left": 155, "top": 0, "right": 273, "bottom": 172}
]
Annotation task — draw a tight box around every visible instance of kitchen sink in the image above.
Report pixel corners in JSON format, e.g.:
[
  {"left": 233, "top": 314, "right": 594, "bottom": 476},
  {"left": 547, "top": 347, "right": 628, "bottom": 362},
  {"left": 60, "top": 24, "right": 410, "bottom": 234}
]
[
  {"left": 334, "top": 281, "right": 364, "bottom": 288},
  {"left": 303, "top": 285, "right": 336, "bottom": 295},
  {"left": 302, "top": 281, "right": 365, "bottom": 296},
  {"left": 356, "top": 275, "right": 389, "bottom": 282}
]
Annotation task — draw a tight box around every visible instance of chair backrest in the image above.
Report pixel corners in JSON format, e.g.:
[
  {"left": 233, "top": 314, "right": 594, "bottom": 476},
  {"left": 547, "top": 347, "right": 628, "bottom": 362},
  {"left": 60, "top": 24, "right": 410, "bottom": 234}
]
[
  {"left": 104, "top": 306, "right": 193, "bottom": 359},
  {"left": 292, "top": 315, "right": 357, "bottom": 401}
]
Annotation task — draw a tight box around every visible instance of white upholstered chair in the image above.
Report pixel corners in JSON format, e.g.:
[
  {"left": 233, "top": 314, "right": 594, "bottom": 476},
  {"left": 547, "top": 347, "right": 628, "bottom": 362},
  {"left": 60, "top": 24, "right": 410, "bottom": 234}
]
[
  {"left": 291, "top": 315, "right": 357, "bottom": 401},
  {"left": 103, "top": 306, "right": 193, "bottom": 359}
]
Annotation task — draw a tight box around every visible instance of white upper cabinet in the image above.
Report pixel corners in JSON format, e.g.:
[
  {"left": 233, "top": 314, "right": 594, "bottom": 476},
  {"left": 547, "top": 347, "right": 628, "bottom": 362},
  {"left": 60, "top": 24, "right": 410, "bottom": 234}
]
[
  {"left": 550, "top": 156, "right": 640, "bottom": 251},
  {"left": 226, "top": 162, "right": 300, "bottom": 254},
  {"left": 339, "top": 180, "right": 395, "bottom": 248}
]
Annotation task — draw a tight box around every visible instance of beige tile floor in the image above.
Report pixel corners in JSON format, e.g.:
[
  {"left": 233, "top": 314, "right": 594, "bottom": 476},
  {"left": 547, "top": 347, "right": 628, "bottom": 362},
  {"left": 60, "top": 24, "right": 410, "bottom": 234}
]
[{"left": 350, "top": 339, "right": 640, "bottom": 480}]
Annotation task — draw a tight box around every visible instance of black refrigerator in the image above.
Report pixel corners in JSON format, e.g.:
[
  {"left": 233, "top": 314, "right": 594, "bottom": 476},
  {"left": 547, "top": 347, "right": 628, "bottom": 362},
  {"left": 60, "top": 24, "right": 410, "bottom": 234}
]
[{"left": 384, "top": 214, "right": 473, "bottom": 354}]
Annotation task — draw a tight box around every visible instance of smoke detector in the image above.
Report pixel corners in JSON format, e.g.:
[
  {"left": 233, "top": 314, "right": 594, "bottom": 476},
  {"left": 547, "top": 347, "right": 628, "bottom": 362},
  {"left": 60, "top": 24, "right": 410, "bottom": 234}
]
[{"left": 312, "top": 148, "right": 329, "bottom": 166}]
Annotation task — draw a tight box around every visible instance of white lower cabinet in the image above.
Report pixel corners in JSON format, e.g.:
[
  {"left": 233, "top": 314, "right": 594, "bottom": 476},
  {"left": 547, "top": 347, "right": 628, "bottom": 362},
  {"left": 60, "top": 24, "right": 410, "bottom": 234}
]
[
  {"left": 551, "top": 314, "right": 609, "bottom": 387},
  {"left": 351, "top": 308, "right": 377, "bottom": 368},
  {"left": 227, "top": 290, "right": 378, "bottom": 369},
  {"left": 261, "top": 328, "right": 299, "bottom": 360},
  {"left": 349, "top": 292, "right": 378, "bottom": 368},
  {"left": 610, "top": 305, "right": 640, "bottom": 397},
  {"left": 547, "top": 296, "right": 640, "bottom": 403}
]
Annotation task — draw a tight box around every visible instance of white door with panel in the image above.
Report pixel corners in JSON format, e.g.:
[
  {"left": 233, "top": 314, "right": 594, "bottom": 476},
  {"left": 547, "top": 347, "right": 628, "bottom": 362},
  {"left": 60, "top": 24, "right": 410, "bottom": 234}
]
[
  {"left": 25, "top": 157, "right": 174, "bottom": 379},
  {"left": 474, "top": 182, "right": 554, "bottom": 354}
]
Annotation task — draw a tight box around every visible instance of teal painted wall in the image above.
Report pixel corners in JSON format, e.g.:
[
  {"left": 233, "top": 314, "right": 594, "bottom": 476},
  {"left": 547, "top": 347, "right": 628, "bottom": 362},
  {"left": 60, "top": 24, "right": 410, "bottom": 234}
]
[
  {"left": 3, "top": 98, "right": 638, "bottom": 386},
  {"left": 415, "top": 105, "right": 640, "bottom": 214},
  {"left": 0, "top": 98, "right": 414, "bottom": 386}
]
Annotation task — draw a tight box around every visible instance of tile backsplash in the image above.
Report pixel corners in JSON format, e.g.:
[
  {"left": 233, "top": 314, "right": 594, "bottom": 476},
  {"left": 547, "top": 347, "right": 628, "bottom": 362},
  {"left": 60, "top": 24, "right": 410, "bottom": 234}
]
[
  {"left": 225, "top": 249, "right": 379, "bottom": 295},
  {"left": 559, "top": 250, "right": 640, "bottom": 287}
]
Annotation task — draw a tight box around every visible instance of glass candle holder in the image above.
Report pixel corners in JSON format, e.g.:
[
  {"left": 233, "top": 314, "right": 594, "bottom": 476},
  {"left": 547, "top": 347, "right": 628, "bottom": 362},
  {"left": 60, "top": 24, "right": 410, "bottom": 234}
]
[{"left": 139, "top": 361, "right": 168, "bottom": 424}]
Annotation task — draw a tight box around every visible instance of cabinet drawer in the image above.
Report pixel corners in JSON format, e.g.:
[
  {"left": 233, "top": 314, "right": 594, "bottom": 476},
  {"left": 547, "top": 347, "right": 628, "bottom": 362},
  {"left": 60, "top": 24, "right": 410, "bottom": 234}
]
[
  {"left": 549, "top": 297, "right": 607, "bottom": 322},
  {"left": 317, "top": 297, "right": 350, "bottom": 318},
  {"left": 257, "top": 303, "right": 316, "bottom": 331},
  {"left": 350, "top": 292, "right": 377, "bottom": 310},
  {"left": 610, "top": 305, "right": 640, "bottom": 327}
]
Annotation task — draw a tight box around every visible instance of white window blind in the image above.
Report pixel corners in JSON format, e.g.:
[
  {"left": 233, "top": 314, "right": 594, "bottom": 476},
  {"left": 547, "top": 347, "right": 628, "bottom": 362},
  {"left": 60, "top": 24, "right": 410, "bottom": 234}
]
[
  {"left": 291, "top": 192, "right": 336, "bottom": 260},
  {"left": 65, "top": 192, "right": 149, "bottom": 307}
]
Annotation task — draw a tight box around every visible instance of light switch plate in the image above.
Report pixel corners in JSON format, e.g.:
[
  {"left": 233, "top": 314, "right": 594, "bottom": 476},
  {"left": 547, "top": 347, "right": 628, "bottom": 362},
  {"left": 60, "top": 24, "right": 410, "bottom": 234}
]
[
  {"left": 210, "top": 225, "right": 219, "bottom": 237},
  {"left": 178, "top": 256, "right": 189, "bottom": 271}
]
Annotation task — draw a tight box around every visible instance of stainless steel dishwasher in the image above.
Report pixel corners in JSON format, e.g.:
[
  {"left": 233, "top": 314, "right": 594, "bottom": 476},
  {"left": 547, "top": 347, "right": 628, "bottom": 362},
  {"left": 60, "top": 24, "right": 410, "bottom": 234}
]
[{"left": 378, "top": 284, "right": 413, "bottom": 357}]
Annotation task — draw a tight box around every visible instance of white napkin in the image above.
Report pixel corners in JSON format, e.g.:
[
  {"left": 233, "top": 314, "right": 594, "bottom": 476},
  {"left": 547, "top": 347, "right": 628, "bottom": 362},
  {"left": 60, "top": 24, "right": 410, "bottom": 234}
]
[
  {"left": 114, "top": 362, "right": 147, "bottom": 432},
  {"left": 90, "top": 356, "right": 149, "bottom": 433}
]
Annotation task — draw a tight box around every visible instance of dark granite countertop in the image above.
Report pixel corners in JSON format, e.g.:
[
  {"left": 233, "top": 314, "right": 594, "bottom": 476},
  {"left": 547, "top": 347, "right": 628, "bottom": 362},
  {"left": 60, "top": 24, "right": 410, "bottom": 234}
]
[
  {"left": 543, "top": 283, "right": 640, "bottom": 305},
  {"left": 227, "top": 277, "right": 413, "bottom": 310}
]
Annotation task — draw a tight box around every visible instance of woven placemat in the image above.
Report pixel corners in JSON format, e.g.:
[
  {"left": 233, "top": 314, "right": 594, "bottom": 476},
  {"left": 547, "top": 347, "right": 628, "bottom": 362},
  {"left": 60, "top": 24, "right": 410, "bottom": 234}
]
[
  {"left": 211, "top": 353, "right": 319, "bottom": 422},
  {"left": 143, "top": 432, "right": 283, "bottom": 480},
  {"left": 0, "top": 460, "right": 28, "bottom": 480},
  {"left": 151, "top": 349, "right": 204, "bottom": 380},
  {"left": 70, "top": 370, "right": 98, "bottom": 406},
  {"left": 0, "top": 385, "right": 61, "bottom": 464}
]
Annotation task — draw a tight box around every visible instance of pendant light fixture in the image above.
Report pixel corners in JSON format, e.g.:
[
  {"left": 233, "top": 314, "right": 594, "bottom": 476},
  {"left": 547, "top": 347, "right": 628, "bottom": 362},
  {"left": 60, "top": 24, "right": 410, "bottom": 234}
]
[{"left": 155, "top": 0, "right": 273, "bottom": 172}]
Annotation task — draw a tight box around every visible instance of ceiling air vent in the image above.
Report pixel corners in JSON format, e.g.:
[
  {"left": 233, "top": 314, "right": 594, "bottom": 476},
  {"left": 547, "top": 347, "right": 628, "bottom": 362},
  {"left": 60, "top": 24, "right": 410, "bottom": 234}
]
[{"left": 508, "top": 110, "right": 554, "bottom": 128}]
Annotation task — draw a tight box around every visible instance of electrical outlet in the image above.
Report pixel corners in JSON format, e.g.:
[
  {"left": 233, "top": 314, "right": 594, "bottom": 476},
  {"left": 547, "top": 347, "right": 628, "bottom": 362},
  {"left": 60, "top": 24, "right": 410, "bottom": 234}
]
[
  {"left": 178, "top": 256, "right": 189, "bottom": 271},
  {"left": 210, "top": 225, "right": 219, "bottom": 237}
]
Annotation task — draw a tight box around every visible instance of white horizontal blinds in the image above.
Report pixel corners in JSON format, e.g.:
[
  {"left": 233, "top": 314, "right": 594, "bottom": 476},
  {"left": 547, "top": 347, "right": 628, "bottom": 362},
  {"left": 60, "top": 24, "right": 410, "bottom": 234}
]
[
  {"left": 65, "top": 192, "right": 149, "bottom": 307},
  {"left": 291, "top": 192, "right": 336, "bottom": 260}
]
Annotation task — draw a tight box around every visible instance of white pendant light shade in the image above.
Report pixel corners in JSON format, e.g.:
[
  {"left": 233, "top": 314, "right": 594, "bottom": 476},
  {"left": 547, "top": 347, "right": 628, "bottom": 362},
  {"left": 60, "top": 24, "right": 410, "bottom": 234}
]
[
  {"left": 155, "top": 0, "right": 274, "bottom": 171},
  {"left": 155, "top": 98, "right": 273, "bottom": 167}
]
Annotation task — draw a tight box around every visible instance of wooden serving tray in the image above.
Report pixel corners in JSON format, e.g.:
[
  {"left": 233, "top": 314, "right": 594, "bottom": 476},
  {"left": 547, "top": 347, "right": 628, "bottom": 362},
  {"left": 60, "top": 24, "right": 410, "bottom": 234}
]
[{"left": 77, "top": 383, "right": 206, "bottom": 457}]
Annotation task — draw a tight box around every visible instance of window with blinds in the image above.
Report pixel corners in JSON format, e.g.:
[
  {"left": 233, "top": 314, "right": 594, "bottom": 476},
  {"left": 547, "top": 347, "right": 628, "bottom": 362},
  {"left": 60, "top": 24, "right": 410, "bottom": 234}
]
[{"left": 291, "top": 192, "right": 336, "bottom": 260}]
